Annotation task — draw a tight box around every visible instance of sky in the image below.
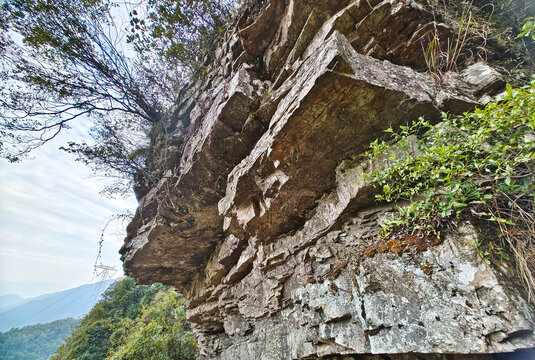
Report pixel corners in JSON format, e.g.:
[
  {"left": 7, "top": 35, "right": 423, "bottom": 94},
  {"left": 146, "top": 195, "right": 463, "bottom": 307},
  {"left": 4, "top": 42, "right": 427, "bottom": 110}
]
[
  {"left": 0, "top": 122, "right": 137, "bottom": 298},
  {"left": 0, "top": 1, "right": 141, "bottom": 299}
]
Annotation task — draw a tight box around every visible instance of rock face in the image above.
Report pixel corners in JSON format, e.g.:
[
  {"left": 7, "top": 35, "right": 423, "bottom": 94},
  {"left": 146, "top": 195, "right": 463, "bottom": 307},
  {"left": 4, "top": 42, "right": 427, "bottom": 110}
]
[{"left": 120, "top": 0, "right": 535, "bottom": 358}]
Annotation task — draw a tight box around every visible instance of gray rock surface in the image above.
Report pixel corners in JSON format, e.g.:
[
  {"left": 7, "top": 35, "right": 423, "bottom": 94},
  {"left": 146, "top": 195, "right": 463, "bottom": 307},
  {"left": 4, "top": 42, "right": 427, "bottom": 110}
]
[{"left": 121, "top": 0, "right": 534, "bottom": 358}]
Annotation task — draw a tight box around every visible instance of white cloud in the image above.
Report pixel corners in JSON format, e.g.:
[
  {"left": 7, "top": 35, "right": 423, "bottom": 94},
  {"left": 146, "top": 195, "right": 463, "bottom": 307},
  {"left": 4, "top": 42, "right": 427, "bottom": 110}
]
[{"left": 0, "top": 122, "right": 137, "bottom": 296}]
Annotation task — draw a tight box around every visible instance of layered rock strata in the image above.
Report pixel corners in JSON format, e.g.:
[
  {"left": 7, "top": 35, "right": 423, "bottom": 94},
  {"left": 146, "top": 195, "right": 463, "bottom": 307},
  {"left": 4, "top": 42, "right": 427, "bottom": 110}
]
[{"left": 121, "top": 0, "right": 534, "bottom": 358}]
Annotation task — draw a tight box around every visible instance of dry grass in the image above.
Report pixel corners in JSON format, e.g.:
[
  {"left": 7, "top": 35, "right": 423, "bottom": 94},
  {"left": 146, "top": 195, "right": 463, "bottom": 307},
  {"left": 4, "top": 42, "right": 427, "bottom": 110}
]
[
  {"left": 421, "top": 5, "right": 489, "bottom": 77},
  {"left": 487, "top": 191, "right": 535, "bottom": 302}
]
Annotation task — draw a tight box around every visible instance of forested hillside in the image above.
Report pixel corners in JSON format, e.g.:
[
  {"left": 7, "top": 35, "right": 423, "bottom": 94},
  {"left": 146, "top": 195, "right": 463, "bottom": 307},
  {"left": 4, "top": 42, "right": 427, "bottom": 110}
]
[
  {"left": 0, "top": 318, "right": 79, "bottom": 360},
  {"left": 51, "top": 277, "right": 197, "bottom": 360}
]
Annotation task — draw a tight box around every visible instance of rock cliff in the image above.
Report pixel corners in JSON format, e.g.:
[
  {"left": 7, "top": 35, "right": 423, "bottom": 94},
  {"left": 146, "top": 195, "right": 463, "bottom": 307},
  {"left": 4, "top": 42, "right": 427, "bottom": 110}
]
[{"left": 120, "top": 0, "right": 535, "bottom": 358}]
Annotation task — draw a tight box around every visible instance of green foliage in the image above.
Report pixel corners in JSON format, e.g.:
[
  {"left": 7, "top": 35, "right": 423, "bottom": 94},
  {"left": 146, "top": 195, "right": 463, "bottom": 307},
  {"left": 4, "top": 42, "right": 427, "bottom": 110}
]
[
  {"left": 127, "top": 0, "right": 236, "bottom": 70},
  {"left": 0, "top": 0, "right": 239, "bottom": 195},
  {"left": 366, "top": 80, "right": 535, "bottom": 236},
  {"left": 518, "top": 16, "right": 535, "bottom": 40},
  {"left": 50, "top": 278, "right": 197, "bottom": 360},
  {"left": 50, "top": 278, "right": 165, "bottom": 360},
  {"left": 107, "top": 291, "right": 197, "bottom": 360},
  {"left": 0, "top": 318, "right": 79, "bottom": 360},
  {"left": 365, "top": 80, "right": 535, "bottom": 298},
  {"left": 60, "top": 119, "right": 150, "bottom": 197},
  {"left": 471, "top": 240, "right": 510, "bottom": 265},
  {"left": 473, "top": 0, "right": 535, "bottom": 70},
  {"left": 0, "top": 0, "right": 162, "bottom": 166}
]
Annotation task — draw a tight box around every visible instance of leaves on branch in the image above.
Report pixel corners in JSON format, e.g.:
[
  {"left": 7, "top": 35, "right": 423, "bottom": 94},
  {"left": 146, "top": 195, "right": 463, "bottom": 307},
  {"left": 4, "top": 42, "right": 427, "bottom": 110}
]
[{"left": 0, "top": 0, "right": 237, "bottom": 196}]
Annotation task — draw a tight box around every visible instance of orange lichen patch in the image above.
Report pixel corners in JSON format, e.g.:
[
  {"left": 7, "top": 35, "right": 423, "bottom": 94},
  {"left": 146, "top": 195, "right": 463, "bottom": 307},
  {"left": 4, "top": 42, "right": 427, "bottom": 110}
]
[
  {"left": 364, "top": 234, "right": 442, "bottom": 258},
  {"left": 272, "top": 145, "right": 285, "bottom": 161},
  {"left": 405, "top": 234, "right": 442, "bottom": 251},
  {"left": 330, "top": 260, "right": 349, "bottom": 277},
  {"left": 419, "top": 261, "right": 433, "bottom": 275}
]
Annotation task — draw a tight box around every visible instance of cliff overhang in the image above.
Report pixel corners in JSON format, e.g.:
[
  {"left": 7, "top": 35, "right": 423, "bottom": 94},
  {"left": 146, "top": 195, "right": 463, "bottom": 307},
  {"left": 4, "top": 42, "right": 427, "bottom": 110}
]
[{"left": 121, "top": 1, "right": 535, "bottom": 358}]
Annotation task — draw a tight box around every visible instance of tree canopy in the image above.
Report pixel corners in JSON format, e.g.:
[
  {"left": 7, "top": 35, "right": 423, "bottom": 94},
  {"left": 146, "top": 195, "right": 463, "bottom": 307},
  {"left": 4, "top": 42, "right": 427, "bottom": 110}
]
[
  {"left": 106, "top": 289, "right": 197, "bottom": 360},
  {"left": 1, "top": 0, "right": 161, "bottom": 157},
  {"left": 50, "top": 278, "right": 197, "bottom": 360},
  {"left": 0, "top": 318, "right": 79, "bottom": 360},
  {"left": 0, "top": 0, "right": 237, "bottom": 194}
]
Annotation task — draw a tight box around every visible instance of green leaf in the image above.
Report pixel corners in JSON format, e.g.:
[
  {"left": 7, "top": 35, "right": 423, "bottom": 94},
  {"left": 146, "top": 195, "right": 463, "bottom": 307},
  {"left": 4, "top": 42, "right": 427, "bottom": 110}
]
[{"left": 362, "top": 80, "right": 535, "bottom": 239}]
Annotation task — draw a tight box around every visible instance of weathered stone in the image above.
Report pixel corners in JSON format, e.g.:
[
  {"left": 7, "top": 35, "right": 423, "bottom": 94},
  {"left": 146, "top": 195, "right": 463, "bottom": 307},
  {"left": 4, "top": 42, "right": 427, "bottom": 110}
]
[
  {"left": 121, "top": 0, "right": 534, "bottom": 358},
  {"left": 239, "top": 0, "right": 286, "bottom": 57},
  {"left": 266, "top": 0, "right": 354, "bottom": 76},
  {"left": 462, "top": 61, "right": 506, "bottom": 98},
  {"left": 120, "top": 65, "right": 268, "bottom": 288},
  {"left": 219, "top": 31, "right": 442, "bottom": 242},
  {"left": 217, "top": 234, "right": 244, "bottom": 268}
]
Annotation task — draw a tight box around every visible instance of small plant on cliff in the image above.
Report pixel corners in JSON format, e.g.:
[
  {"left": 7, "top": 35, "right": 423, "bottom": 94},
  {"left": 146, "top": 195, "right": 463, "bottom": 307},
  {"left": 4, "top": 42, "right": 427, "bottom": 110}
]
[
  {"left": 364, "top": 80, "right": 535, "bottom": 300},
  {"left": 421, "top": 0, "right": 535, "bottom": 83},
  {"left": 518, "top": 16, "right": 535, "bottom": 40}
]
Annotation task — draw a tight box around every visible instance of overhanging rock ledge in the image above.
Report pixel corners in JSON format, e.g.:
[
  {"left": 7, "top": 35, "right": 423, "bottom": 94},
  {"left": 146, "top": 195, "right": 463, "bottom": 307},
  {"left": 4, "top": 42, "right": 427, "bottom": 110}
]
[{"left": 120, "top": 0, "right": 535, "bottom": 358}]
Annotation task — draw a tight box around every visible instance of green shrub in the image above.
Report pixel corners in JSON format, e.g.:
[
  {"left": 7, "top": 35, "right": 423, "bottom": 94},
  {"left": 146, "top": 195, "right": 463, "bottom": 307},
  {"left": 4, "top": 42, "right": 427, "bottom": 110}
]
[
  {"left": 365, "top": 80, "right": 535, "bottom": 299},
  {"left": 107, "top": 291, "right": 197, "bottom": 360},
  {"left": 50, "top": 278, "right": 167, "bottom": 360}
]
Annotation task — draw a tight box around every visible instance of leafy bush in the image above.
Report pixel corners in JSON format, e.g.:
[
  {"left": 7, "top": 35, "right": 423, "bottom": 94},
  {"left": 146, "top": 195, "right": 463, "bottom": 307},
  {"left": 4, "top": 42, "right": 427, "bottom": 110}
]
[
  {"left": 50, "top": 278, "right": 197, "bottom": 360},
  {"left": 50, "top": 278, "right": 166, "bottom": 360},
  {"left": 365, "top": 80, "right": 535, "bottom": 299},
  {"left": 107, "top": 291, "right": 197, "bottom": 360}
]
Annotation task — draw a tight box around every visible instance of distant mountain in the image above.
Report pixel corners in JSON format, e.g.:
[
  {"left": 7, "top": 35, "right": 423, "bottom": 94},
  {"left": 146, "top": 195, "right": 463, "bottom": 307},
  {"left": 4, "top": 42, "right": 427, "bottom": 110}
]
[
  {"left": 0, "top": 318, "right": 79, "bottom": 360},
  {"left": 0, "top": 294, "right": 26, "bottom": 313},
  {"left": 0, "top": 281, "right": 65, "bottom": 298},
  {"left": 0, "top": 279, "right": 114, "bottom": 332}
]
